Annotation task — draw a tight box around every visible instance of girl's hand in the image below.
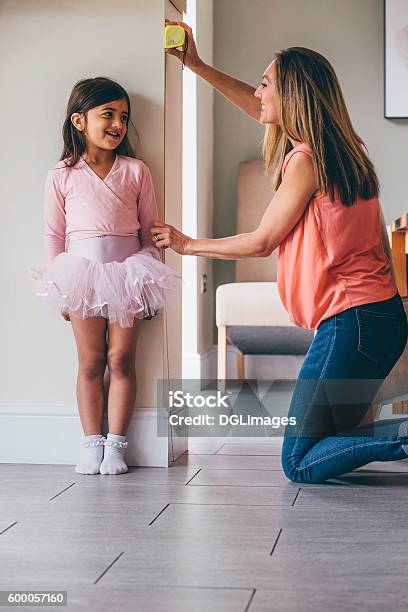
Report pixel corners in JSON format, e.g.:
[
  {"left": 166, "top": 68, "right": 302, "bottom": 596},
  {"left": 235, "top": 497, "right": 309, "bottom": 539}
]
[
  {"left": 165, "top": 20, "right": 203, "bottom": 72},
  {"left": 151, "top": 220, "right": 193, "bottom": 255}
]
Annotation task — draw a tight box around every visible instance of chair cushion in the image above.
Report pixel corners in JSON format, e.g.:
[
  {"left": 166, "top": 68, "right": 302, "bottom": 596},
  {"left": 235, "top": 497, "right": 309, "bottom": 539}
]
[
  {"left": 227, "top": 325, "right": 314, "bottom": 355},
  {"left": 216, "top": 282, "right": 294, "bottom": 327}
]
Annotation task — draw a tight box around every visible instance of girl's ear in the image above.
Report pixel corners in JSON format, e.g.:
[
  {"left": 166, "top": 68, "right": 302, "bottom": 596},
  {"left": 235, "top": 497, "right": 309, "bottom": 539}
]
[{"left": 71, "top": 112, "right": 84, "bottom": 131}]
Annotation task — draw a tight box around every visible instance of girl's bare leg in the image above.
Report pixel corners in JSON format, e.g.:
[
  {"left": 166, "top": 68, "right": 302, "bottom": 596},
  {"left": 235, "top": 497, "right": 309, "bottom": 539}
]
[
  {"left": 106, "top": 318, "right": 141, "bottom": 435},
  {"left": 99, "top": 318, "right": 140, "bottom": 475},
  {"left": 70, "top": 315, "right": 108, "bottom": 435}
]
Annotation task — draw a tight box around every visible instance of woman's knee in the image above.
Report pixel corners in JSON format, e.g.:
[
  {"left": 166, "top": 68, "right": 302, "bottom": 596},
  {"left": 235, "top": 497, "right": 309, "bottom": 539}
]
[
  {"left": 281, "top": 441, "right": 323, "bottom": 484},
  {"left": 281, "top": 448, "right": 302, "bottom": 483},
  {"left": 282, "top": 461, "right": 323, "bottom": 484}
]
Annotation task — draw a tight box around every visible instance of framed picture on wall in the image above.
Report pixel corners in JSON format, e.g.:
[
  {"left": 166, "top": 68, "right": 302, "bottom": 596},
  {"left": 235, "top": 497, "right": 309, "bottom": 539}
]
[{"left": 384, "top": 0, "right": 408, "bottom": 118}]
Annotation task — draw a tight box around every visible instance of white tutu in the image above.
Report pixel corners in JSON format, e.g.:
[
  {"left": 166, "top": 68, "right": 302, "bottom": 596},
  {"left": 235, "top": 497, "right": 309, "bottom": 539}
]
[{"left": 30, "top": 235, "right": 181, "bottom": 328}]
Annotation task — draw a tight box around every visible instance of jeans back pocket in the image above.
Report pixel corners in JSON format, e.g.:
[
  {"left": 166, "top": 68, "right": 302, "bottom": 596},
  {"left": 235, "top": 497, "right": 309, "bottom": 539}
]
[{"left": 355, "top": 308, "right": 401, "bottom": 363}]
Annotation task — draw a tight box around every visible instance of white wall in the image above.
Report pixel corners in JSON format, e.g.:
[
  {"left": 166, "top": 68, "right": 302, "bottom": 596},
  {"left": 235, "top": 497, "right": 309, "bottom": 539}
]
[
  {"left": 182, "top": 0, "right": 214, "bottom": 377},
  {"left": 213, "top": 0, "right": 408, "bottom": 293},
  {"left": 0, "top": 0, "right": 181, "bottom": 461},
  {"left": 196, "top": 0, "right": 214, "bottom": 355}
]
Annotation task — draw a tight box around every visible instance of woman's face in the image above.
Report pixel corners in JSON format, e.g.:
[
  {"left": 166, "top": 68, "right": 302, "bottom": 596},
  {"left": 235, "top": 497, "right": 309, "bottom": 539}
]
[
  {"left": 254, "top": 60, "right": 280, "bottom": 124},
  {"left": 72, "top": 98, "right": 129, "bottom": 151}
]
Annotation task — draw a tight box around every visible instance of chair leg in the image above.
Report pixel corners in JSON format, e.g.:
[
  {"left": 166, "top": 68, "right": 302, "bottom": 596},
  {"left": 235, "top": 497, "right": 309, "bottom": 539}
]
[
  {"left": 236, "top": 351, "right": 245, "bottom": 380},
  {"left": 217, "top": 326, "right": 227, "bottom": 380}
]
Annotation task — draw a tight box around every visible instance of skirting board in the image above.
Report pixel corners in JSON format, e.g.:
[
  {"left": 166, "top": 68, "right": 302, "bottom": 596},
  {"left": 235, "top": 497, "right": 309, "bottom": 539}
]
[
  {"left": 182, "top": 346, "right": 217, "bottom": 379},
  {"left": 0, "top": 406, "right": 187, "bottom": 467}
]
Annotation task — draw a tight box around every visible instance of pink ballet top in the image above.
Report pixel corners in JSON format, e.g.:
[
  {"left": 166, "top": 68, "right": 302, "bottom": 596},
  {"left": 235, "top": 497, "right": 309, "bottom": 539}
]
[
  {"left": 43, "top": 154, "right": 160, "bottom": 267},
  {"left": 277, "top": 143, "right": 398, "bottom": 330}
]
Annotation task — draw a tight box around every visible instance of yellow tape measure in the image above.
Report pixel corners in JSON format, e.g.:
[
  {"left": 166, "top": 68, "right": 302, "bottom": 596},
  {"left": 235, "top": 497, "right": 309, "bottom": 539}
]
[{"left": 164, "top": 25, "right": 186, "bottom": 49}]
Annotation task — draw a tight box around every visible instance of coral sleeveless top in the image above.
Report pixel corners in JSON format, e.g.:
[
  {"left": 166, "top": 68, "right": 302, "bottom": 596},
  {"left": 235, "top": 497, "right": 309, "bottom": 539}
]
[{"left": 277, "top": 143, "right": 397, "bottom": 330}]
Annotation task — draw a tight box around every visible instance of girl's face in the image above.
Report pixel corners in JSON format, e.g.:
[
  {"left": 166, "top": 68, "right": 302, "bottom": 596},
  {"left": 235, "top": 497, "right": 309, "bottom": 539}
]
[
  {"left": 71, "top": 98, "right": 129, "bottom": 151},
  {"left": 254, "top": 60, "right": 280, "bottom": 124}
]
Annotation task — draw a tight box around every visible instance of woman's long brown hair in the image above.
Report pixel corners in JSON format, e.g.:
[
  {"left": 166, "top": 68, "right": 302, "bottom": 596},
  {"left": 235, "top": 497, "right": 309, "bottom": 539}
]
[
  {"left": 263, "top": 47, "right": 379, "bottom": 206},
  {"left": 60, "top": 77, "right": 136, "bottom": 167}
]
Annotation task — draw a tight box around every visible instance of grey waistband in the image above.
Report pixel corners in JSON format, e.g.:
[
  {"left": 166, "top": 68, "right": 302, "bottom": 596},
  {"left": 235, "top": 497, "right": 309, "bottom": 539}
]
[{"left": 66, "top": 235, "right": 141, "bottom": 264}]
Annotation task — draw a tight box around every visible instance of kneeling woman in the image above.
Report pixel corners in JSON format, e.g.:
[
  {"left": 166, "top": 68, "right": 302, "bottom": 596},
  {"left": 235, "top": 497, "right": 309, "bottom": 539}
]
[{"left": 153, "top": 27, "right": 408, "bottom": 484}]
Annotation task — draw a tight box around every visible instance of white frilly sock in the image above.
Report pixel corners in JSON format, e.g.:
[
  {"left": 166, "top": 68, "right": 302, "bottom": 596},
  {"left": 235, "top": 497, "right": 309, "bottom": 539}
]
[
  {"left": 75, "top": 434, "right": 105, "bottom": 475},
  {"left": 99, "top": 433, "right": 128, "bottom": 475}
]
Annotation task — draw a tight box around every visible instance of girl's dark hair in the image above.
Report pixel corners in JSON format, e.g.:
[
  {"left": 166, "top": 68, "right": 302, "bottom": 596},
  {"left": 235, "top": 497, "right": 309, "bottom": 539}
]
[{"left": 60, "top": 77, "right": 136, "bottom": 167}]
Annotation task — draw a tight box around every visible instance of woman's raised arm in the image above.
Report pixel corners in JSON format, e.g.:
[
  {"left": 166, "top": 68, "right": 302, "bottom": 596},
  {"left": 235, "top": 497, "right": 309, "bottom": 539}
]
[{"left": 166, "top": 21, "right": 261, "bottom": 122}]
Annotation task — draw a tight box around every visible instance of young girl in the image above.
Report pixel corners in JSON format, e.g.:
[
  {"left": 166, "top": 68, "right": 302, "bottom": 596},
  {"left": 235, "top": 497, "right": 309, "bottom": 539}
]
[
  {"left": 154, "top": 24, "right": 408, "bottom": 484},
  {"left": 31, "top": 77, "right": 180, "bottom": 476}
]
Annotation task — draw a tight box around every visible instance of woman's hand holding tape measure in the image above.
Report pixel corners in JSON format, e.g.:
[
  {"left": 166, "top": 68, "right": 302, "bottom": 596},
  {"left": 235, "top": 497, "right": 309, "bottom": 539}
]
[{"left": 165, "top": 20, "right": 202, "bottom": 72}]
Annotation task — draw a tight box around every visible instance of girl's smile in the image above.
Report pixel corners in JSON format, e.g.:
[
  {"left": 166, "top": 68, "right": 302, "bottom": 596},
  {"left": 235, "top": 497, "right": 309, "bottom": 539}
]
[{"left": 105, "top": 130, "right": 121, "bottom": 140}]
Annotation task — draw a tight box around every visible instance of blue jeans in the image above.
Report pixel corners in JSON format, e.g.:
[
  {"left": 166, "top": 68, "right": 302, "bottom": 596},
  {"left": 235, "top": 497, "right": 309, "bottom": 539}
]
[{"left": 282, "top": 292, "right": 408, "bottom": 484}]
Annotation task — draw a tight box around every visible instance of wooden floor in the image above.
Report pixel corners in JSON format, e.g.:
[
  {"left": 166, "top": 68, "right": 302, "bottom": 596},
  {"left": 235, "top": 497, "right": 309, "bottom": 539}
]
[{"left": 1, "top": 436, "right": 408, "bottom": 611}]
